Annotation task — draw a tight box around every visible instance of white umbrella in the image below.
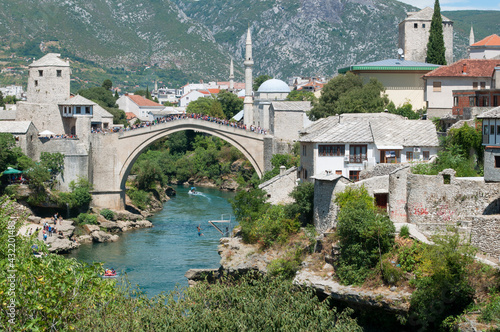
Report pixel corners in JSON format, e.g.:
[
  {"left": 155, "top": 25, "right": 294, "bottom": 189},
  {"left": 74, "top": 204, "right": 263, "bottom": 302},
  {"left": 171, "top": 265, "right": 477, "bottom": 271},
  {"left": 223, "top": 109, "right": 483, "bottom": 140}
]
[{"left": 39, "top": 130, "right": 56, "bottom": 136}]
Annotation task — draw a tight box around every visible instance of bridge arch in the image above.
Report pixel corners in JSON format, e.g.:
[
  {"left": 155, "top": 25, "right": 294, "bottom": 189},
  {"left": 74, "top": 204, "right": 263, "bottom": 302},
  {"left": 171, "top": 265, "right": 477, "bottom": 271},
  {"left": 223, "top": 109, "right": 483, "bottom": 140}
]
[{"left": 117, "top": 120, "right": 266, "bottom": 191}]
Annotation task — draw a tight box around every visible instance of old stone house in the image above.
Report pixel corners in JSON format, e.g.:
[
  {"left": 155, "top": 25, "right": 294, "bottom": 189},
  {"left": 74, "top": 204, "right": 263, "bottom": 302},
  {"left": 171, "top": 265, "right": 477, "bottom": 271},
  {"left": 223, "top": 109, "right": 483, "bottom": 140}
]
[
  {"left": 298, "top": 113, "right": 439, "bottom": 182},
  {"left": 116, "top": 94, "right": 165, "bottom": 122}
]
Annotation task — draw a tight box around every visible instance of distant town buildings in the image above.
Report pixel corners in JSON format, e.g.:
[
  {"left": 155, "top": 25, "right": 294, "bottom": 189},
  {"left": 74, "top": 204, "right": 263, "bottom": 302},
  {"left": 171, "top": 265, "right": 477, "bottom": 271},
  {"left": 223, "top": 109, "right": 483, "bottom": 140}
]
[{"left": 469, "top": 34, "right": 500, "bottom": 60}]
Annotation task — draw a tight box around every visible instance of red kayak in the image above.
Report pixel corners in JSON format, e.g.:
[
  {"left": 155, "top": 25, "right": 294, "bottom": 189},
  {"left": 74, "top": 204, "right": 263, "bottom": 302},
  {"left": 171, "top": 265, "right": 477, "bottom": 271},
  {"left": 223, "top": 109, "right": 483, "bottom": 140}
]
[{"left": 104, "top": 270, "right": 117, "bottom": 277}]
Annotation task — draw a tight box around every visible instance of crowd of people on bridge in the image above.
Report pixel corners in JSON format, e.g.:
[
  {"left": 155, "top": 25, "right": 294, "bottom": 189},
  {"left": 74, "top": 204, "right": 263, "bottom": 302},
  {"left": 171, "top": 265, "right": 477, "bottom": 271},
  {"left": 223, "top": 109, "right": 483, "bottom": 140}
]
[{"left": 90, "top": 112, "right": 269, "bottom": 135}]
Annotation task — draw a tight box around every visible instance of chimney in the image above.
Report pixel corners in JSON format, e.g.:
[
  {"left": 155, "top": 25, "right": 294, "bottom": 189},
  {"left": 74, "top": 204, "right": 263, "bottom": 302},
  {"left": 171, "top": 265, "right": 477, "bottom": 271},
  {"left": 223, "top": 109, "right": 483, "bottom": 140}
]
[
  {"left": 462, "top": 63, "right": 467, "bottom": 74},
  {"left": 279, "top": 165, "right": 286, "bottom": 176},
  {"left": 494, "top": 66, "right": 500, "bottom": 89}
]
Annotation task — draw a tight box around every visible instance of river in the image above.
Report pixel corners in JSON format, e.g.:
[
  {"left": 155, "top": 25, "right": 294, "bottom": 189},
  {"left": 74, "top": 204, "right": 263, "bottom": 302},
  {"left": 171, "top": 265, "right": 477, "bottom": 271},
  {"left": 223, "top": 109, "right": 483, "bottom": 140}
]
[{"left": 66, "top": 185, "right": 236, "bottom": 297}]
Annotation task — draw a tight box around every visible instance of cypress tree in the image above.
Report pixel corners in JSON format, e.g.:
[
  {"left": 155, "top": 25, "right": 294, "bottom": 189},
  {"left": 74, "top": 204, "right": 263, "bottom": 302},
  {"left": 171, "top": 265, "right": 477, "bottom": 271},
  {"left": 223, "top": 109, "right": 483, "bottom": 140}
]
[{"left": 426, "top": 0, "right": 447, "bottom": 65}]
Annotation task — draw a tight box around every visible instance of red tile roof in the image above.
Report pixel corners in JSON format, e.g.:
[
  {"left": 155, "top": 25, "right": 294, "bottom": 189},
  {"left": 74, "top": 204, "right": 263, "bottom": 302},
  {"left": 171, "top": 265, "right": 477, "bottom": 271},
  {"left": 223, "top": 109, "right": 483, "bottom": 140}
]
[
  {"left": 207, "top": 88, "right": 220, "bottom": 94},
  {"left": 127, "top": 94, "right": 163, "bottom": 107},
  {"left": 472, "top": 34, "right": 500, "bottom": 47},
  {"left": 199, "top": 91, "right": 210, "bottom": 95},
  {"left": 125, "top": 112, "right": 137, "bottom": 120},
  {"left": 423, "top": 59, "right": 500, "bottom": 78}
]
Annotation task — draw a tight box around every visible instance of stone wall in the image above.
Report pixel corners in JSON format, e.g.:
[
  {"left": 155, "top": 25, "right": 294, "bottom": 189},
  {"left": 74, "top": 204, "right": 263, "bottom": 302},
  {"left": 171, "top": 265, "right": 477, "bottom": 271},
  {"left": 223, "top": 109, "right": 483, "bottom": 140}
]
[
  {"left": 16, "top": 102, "right": 65, "bottom": 134},
  {"left": 471, "top": 216, "right": 500, "bottom": 258},
  {"left": 259, "top": 166, "right": 298, "bottom": 205},
  {"left": 313, "top": 177, "right": 349, "bottom": 232},
  {"left": 388, "top": 166, "right": 410, "bottom": 223}
]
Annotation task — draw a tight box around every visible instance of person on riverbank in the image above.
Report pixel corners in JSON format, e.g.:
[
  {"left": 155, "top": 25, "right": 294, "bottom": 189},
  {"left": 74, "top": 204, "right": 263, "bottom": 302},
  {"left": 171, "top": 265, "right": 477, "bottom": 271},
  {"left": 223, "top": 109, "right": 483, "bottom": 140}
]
[{"left": 197, "top": 225, "right": 204, "bottom": 236}]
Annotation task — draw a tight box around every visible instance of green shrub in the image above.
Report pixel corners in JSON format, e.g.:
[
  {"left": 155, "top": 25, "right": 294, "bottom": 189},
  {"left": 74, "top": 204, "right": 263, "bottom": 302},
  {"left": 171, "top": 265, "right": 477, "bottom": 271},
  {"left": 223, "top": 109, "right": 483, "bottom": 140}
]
[
  {"left": 77, "top": 213, "right": 98, "bottom": 225},
  {"left": 397, "top": 242, "right": 423, "bottom": 273},
  {"left": 268, "top": 257, "right": 301, "bottom": 279},
  {"left": 381, "top": 258, "right": 404, "bottom": 285},
  {"left": 100, "top": 208, "right": 115, "bottom": 220},
  {"left": 249, "top": 205, "right": 300, "bottom": 247},
  {"left": 399, "top": 225, "right": 410, "bottom": 239},
  {"left": 127, "top": 187, "right": 151, "bottom": 210},
  {"left": 480, "top": 295, "right": 500, "bottom": 324}
]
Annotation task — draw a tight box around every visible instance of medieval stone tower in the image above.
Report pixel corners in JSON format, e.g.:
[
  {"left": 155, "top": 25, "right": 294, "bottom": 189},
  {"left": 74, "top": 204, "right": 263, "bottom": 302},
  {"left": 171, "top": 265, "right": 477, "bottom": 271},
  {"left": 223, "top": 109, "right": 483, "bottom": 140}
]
[
  {"left": 26, "top": 53, "right": 71, "bottom": 104},
  {"left": 398, "top": 7, "right": 453, "bottom": 64}
]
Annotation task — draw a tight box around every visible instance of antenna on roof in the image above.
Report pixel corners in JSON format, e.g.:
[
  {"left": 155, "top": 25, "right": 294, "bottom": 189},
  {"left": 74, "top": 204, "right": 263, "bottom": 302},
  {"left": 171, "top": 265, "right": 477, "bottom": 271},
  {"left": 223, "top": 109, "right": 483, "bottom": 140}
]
[{"left": 397, "top": 48, "right": 404, "bottom": 60}]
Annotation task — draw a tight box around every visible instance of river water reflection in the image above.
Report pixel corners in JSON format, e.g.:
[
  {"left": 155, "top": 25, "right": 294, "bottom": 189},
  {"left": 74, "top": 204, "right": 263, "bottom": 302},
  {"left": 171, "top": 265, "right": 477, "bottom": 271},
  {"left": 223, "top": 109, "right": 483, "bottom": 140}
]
[{"left": 67, "top": 185, "right": 236, "bottom": 296}]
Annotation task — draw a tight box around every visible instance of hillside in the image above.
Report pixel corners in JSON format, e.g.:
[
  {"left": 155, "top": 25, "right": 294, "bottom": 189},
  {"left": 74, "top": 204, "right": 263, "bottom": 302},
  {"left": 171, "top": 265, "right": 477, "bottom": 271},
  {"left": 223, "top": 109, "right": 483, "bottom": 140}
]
[{"left": 0, "top": 0, "right": 498, "bottom": 91}]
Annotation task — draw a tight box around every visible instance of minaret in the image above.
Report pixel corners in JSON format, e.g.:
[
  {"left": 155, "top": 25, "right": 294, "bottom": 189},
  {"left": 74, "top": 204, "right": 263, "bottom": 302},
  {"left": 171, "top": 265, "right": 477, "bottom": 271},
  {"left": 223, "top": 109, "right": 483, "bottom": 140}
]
[
  {"left": 469, "top": 25, "right": 475, "bottom": 46},
  {"left": 229, "top": 59, "right": 234, "bottom": 92},
  {"left": 243, "top": 27, "right": 254, "bottom": 126}
]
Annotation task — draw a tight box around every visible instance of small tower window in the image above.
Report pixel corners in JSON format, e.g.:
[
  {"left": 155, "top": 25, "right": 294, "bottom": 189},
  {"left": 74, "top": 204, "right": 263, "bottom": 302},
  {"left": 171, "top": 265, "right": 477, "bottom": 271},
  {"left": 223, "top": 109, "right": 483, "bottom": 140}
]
[
  {"left": 414, "top": 23, "right": 418, "bottom": 28},
  {"left": 38, "top": 70, "right": 43, "bottom": 77},
  {"left": 34, "top": 80, "right": 38, "bottom": 87},
  {"left": 422, "top": 24, "right": 425, "bottom": 28},
  {"left": 57, "top": 70, "right": 62, "bottom": 77}
]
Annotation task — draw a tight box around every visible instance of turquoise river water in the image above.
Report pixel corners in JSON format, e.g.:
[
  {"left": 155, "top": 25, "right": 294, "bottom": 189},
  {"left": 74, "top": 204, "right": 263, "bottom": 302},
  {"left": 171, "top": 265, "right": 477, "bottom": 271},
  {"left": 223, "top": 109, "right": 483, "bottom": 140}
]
[{"left": 67, "top": 185, "right": 236, "bottom": 297}]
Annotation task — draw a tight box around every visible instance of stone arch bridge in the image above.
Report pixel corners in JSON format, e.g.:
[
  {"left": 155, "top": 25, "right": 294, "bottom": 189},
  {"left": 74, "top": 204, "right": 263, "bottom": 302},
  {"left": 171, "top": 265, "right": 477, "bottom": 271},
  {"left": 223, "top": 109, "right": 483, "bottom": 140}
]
[{"left": 88, "top": 118, "right": 274, "bottom": 209}]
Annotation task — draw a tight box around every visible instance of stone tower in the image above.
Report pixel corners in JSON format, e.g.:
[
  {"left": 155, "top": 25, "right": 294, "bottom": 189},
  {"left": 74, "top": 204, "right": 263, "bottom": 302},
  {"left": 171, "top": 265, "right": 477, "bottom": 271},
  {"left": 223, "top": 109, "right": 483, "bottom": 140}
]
[
  {"left": 229, "top": 59, "right": 234, "bottom": 92},
  {"left": 26, "top": 53, "right": 71, "bottom": 104},
  {"left": 398, "top": 7, "right": 453, "bottom": 64},
  {"left": 469, "top": 25, "right": 475, "bottom": 46},
  {"left": 243, "top": 28, "right": 254, "bottom": 126}
]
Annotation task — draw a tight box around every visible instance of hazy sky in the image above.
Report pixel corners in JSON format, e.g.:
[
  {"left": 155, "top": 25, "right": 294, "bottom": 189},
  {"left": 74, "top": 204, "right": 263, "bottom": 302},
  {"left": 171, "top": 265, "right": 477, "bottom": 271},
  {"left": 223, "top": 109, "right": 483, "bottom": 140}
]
[{"left": 398, "top": 0, "right": 500, "bottom": 11}]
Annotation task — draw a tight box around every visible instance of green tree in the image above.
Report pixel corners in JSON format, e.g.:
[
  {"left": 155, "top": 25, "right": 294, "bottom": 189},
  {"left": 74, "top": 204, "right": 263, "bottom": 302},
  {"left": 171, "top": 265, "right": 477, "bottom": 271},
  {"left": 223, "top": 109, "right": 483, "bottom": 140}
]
[
  {"left": 114, "top": 90, "right": 119, "bottom": 99},
  {"left": 426, "top": 0, "right": 447, "bottom": 65},
  {"left": 334, "top": 186, "right": 395, "bottom": 285},
  {"left": 285, "top": 181, "right": 314, "bottom": 226},
  {"left": 208, "top": 100, "right": 225, "bottom": 118},
  {"left": 309, "top": 73, "right": 388, "bottom": 120},
  {"left": 0, "top": 133, "right": 22, "bottom": 172},
  {"left": 146, "top": 86, "right": 152, "bottom": 100},
  {"left": 0, "top": 91, "right": 4, "bottom": 108},
  {"left": 186, "top": 96, "right": 215, "bottom": 115},
  {"left": 253, "top": 75, "right": 272, "bottom": 91},
  {"left": 386, "top": 102, "right": 420, "bottom": 119},
  {"left": 3, "top": 95, "right": 18, "bottom": 104},
  {"left": 102, "top": 79, "right": 113, "bottom": 90},
  {"left": 217, "top": 90, "right": 243, "bottom": 119},
  {"left": 40, "top": 152, "right": 65, "bottom": 180},
  {"left": 262, "top": 153, "right": 300, "bottom": 182},
  {"left": 286, "top": 90, "right": 317, "bottom": 103}
]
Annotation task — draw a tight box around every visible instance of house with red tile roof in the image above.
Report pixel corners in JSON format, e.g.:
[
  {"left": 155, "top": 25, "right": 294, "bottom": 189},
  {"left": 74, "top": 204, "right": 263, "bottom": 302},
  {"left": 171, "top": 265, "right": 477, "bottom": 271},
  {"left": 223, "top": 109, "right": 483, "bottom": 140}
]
[
  {"left": 116, "top": 94, "right": 164, "bottom": 121},
  {"left": 422, "top": 59, "right": 500, "bottom": 119},
  {"left": 469, "top": 34, "right": 500, "bottom": 60}
]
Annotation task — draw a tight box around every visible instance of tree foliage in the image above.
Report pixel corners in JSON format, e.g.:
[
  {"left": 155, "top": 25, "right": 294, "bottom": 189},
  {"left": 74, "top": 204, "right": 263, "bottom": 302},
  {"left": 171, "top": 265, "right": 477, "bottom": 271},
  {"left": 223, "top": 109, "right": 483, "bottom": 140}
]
[
  {"left": 261, "top": 153, "right": 300, "bottom": 182},
  {"left": 0, "top": 133, "right": 22, "bottom": 172},
  {"left": 309, "top": 73, "right": 389, "bottom": 120},
  {"left": 286, "top": 90, "right": 317, "bottom": 103},
  {"left": 386, "top": 102, "right": 421, "bottom": 119},
  {"left": 426, "top": 0, "right": 447, "bottom": 65},
  {"left": 217, "top": 90, "right": 243, "bottom": 119},
  {"left": 102, "top": 79, "right": 112, "bottom": 90},
  {"left": 78, "top": 82, "right": 127, "bottom": 126},
  {"left": 285, "top": 181, "right": 314, "bottom": 226},
  {"left": 335, "top": 186, "right": 395, "bottom": 285}
]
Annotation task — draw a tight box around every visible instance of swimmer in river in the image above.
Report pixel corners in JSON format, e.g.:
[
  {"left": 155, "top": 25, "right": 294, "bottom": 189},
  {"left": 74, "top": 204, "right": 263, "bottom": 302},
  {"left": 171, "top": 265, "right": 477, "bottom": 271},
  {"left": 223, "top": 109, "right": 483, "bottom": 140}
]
[{"left": 197, "top": 225, "right": 204, "bottom": 236}]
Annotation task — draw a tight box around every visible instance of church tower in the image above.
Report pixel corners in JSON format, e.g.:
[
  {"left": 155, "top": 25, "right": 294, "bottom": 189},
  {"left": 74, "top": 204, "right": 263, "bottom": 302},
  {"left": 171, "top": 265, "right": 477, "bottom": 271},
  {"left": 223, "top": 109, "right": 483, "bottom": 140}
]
[
  {"left": 243, "top": 28, "right": 254, "bottom": 126},
  {"left": 229, "top": 59, "right": 234, "bottom": 92}
]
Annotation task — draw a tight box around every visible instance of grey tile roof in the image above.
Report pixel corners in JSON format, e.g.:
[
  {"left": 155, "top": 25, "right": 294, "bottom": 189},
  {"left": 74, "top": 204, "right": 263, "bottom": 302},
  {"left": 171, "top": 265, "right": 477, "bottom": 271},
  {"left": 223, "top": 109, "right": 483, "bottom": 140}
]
[
  {"left": 477, "top": 106, "right": 500, "bottom": 119},
  {"left": 299, "top": 114, "right": 439, "bottom": 147},
  {"left": 0, "top": 121, "right": 35, "bottom": 134},
  {"left": 30, "top": 53, "right": 70, "bottom": 67},
  {"left": 350, "top": 58, "right": 440, "bottom": 68},
  {"left": 271, "top": 101, "right": 312, "bottom": 111},
  {"left": 59, "top": 95, "right": 96, "bottom": 106},
  {"left": 406, "top": 7, "right": 452, "bottom": 22}
]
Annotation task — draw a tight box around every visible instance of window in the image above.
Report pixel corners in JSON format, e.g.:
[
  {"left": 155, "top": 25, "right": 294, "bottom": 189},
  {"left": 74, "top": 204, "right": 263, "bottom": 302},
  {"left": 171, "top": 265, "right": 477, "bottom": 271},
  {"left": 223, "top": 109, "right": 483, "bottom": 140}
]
[
  {"left": 349, "top": 145, "right": 367, "bottom": 163},
  {"left": 469, "top": 96, "right": 476, "bottom": 106},
  {"left": 422, "top": 23, "right": 426, "bottom": 28},
  {"left": 75, "top": 106, "right": 81, "bottom": 114},
  {"left": 57, "top": 70, "right": 62, "bottom": 77},
  {"left": 318, "top": 145, "right": 345, "bottom": 156},
  {"left": 85, "top": 106, "right": 91, "bottom": 114},
  {"left": 349, "top": 170, "right": 360, "bottom": 182},
  {"left": 414, "top": 23, "right": 418, "bottom": 28},
  {"left": 38, "top": 70, "right": 43, "bottom": 77},
  {"left": 494, "top": 96, "right": 498, "bottom": 107},
  {"left": 406, "top": 151, "right": 414, "bottom": 162},
  {"left": 482, "top": 96, "right": 489, "bottom": 106},
  {"left": 491, "top": 125, "right": 495, "bottom": 135},
  {"left": 480, "top": 82, "right": 486, "bottom": 89},
  {"left": 423, "top": 151, "right": 430, "bottom": 161},
  {"left": 433, "top": 81, "right": 441, "bottom": 92},
  {"left": 302, "top": 145, "right": 306, "bottom": 156},
  {"left": 484, "top": 125, "right": 489, "bottom": 135},
  {"left": 335, "top": 170, "right": 342, "bottom": 175},
  {"left": 453, "top": 96, "right": 459, "bottom": 106},
  {"left": 496, "top": 156, "right": 500, "bottom": 168},
  {"left": 473, "top": 82, "right": 478, "bottom": 90},
  {"left": 34, "top": 80, "right": 38, "bottom": 87}
]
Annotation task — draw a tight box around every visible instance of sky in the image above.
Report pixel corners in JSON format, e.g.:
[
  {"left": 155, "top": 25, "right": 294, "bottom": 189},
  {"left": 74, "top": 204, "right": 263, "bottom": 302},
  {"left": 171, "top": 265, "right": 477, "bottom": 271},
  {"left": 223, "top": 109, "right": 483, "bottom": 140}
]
[{"left": 398, "top": 0, "right": 500, "bottom": 11}]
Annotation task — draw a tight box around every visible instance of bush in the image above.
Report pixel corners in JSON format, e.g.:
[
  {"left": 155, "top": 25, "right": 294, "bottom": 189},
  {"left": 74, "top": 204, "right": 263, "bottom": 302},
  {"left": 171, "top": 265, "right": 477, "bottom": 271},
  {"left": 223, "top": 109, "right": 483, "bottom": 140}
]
[
  {"left": 399, "top": 225, "right": 410, "bottom": 239},
  {"left": 76, "top": 213, "right": 98, "bottom": 225},
  {"left": 335, "top": 186, "right": 395, "bottom": 285},
  {"left": 127, "top": 187, "right": 151, "bottom": 210},
  {"left": 100, "top": 208, "right": 115, "bottom": 220},
  {"left": 381, "top": 258, "right": 404, "bottom": 285},
  {"left": 268, "top": 257, "right": 301, "bottom": 279},
  {"left": 397, "top": 242, "right": 423, "bottom": 273},
  {"left": 285, "top": 181, "right": 314, "bottom": 226},
  {"left": 247, "top": 205, "right": 300, "bottom": 247}
]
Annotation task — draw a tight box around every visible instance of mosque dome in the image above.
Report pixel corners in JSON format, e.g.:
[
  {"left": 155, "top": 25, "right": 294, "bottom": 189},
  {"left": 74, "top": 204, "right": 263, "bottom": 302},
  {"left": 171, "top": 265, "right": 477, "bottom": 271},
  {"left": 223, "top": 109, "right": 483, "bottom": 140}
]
[{"left": 257, "top": 79, "right": 291, "bottom": 93}]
